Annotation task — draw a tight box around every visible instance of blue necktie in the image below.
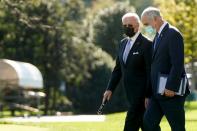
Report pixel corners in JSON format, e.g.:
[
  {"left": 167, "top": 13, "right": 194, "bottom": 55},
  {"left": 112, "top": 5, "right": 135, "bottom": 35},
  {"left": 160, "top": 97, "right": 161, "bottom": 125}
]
[{"left": 154, "top": 33, "right": 159, "bottom": 50}]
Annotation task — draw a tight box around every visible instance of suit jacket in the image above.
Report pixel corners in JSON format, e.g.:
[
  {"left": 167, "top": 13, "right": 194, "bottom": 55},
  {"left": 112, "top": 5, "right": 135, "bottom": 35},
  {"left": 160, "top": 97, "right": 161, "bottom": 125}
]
[
  {"left": 151, "top": 23, "right": 190, "bottom": 98},
  {"left": 106, "top": 33, "right": 152, "bottom": 105}
]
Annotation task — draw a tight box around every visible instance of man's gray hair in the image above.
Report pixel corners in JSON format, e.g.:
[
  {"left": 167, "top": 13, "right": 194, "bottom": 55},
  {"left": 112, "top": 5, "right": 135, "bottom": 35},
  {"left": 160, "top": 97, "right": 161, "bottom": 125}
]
[
  {"left": 122, "top": 12, "right": 140, "bottom": 24},
  {"left": 141, "top": 7, "right": 161, "bottom": 20}
]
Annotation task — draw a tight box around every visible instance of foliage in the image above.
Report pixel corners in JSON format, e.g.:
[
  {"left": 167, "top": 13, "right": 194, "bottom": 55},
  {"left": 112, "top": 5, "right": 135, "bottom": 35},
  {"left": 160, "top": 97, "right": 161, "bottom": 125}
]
[
  {"left": 64, "top": 39, "right": 127, "bottom": 113},
  {"left": 127, "top": 0, "right": 153, "bottom": 14},
  {"left": 93, "top": 2, "right": 135, "bottom": 59},
  {"left": 0, "top": 0, "right": 87, "bottom": 114}
]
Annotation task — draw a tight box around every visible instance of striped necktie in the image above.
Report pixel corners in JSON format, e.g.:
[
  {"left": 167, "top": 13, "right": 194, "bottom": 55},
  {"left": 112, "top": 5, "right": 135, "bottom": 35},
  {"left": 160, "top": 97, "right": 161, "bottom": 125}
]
[{"left": 123, "top": 39, "right": 132, "bottom": 63}]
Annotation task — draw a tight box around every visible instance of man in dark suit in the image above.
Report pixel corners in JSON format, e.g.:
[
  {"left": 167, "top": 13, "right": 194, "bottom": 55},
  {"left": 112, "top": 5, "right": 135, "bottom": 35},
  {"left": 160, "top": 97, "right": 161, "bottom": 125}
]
[
  {"left": 102, "top": 12, "right": 152, "bottom": 131},
  {"left": 141, "top": 7, "right": 190, "bottom": 131}
]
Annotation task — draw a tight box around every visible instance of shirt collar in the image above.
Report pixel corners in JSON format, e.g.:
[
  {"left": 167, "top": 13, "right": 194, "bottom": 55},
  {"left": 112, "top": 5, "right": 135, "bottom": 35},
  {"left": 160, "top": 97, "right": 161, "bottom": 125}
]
[{"left": 158, "top": 21, "right": 167, "bottom": 35}]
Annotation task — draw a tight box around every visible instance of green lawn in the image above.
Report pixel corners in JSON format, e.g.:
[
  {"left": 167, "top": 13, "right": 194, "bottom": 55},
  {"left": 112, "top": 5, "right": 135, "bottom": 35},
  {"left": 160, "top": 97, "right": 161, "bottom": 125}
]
[{"left": 0, "top": 102, "right": 197, "bottom": 131}]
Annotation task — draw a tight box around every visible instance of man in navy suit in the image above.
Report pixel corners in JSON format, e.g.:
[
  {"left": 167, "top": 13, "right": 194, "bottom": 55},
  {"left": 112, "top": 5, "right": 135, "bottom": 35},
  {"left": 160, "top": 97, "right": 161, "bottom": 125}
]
[
  {"left": 102, "top": 13, "right": 152, "bottom": 131},
  {"left": 141, "top": 7, "right": 190, "bottom": 131}
]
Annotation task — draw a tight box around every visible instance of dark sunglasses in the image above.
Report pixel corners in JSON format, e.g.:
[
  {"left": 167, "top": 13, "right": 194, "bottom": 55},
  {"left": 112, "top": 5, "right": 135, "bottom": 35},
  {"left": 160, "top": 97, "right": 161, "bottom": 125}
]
[{"left": 122, "top": 24, "right": 134, "bottom": 28}]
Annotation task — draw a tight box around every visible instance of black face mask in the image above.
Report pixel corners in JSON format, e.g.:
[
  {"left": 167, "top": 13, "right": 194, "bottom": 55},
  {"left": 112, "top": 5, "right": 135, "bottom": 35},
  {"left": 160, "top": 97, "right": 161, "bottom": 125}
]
[{"left": 123, "top": 26, "right": 136, "bottom": 37}]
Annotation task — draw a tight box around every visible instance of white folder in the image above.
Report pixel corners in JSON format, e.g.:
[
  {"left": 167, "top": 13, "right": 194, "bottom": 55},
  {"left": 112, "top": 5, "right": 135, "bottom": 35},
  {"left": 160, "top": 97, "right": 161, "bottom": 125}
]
[{"left": 157, "top": 74, "right": 187, "bottom": 96}]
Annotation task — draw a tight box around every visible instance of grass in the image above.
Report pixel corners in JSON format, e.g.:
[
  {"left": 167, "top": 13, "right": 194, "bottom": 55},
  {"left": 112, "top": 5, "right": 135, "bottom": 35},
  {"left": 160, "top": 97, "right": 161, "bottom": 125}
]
[
  {"left": 0, "top": 125, "right": 48, "bottom": 131},
  {"left": 0, "top": 102, "right": 197, "bottom": 131}
]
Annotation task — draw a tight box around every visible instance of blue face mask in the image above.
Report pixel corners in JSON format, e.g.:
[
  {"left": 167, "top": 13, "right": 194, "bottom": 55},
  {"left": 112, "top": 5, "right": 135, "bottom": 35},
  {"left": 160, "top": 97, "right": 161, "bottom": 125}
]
[{"left": 144, "top": 25, "right": 156, "bottom": 35}]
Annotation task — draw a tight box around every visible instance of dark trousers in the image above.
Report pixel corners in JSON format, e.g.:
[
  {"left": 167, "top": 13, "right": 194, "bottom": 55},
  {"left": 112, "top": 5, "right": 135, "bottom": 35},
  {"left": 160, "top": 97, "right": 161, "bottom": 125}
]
[
  {"left": 143, "top": 96, "right": 186, "bottom": 131},
  {"left": 124, "top": 102, "right": 145, "bottom": 131}
]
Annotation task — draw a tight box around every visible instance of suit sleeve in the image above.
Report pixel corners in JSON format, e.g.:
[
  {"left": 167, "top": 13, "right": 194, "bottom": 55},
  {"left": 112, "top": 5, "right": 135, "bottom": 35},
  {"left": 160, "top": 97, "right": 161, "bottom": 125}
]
[
  {"left": 106, "top": 49, "right": 122, "bottom": 92},
  {"left": 165, "top": 32, "right": 184, "bottom": 92},
  {"left": 144, "top": 41, "right": 152, "bottom": 98}
]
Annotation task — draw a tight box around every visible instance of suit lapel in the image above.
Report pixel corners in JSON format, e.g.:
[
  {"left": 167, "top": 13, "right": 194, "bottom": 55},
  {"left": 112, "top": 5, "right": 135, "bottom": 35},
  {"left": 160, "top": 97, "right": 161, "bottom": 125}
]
[{"left": 152, "top": 23, "right": 169, "bottom": 60}]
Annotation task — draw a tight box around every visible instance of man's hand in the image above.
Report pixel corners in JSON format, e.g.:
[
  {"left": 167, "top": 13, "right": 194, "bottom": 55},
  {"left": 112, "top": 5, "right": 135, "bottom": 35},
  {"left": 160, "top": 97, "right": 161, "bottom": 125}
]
[
  {"left": 103, "top": 90, "right": 112, "bottom": 103},
  {"left": 145, "top": 98, "right": 149, "bottom": 109},
  {"left": 164, "top": 89, "right": 175, "bottom": 97}
]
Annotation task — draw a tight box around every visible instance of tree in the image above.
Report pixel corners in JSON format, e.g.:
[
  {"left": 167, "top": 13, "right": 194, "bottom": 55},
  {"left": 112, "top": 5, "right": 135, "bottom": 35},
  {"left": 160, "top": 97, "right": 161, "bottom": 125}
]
[
  {"left": 93, "top": 2, "right": 135, "bottom": 59},
  {"left": 0, "top": 0, "right": 86, "bottom": 114}
]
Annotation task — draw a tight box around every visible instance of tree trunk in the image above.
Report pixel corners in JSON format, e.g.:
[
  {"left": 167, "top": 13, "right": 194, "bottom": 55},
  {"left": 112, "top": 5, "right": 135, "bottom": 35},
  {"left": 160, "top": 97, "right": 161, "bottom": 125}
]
[
  {"left": 191, "top": 60, "right": 196, "bottom": 90},
  {"left": 52, "top": 87, "right": 57, "bottom": 112}
]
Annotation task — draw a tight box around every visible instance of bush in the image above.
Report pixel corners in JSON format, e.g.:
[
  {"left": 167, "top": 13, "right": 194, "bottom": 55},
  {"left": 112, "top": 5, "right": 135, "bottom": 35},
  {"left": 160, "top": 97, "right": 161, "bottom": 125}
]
[{"left": 65, "top": 39, "right": 127, "bottom": 114}]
